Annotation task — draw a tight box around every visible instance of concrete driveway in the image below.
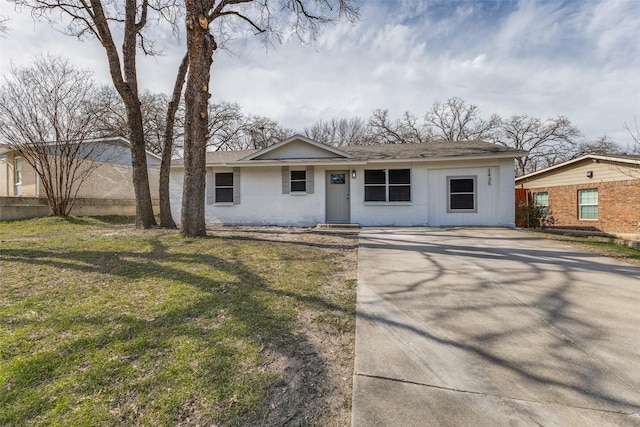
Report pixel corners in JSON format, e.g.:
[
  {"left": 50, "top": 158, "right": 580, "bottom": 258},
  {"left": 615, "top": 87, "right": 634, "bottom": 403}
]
[{"left": 352, "top": 227, "right": 640, "bottom": 426}]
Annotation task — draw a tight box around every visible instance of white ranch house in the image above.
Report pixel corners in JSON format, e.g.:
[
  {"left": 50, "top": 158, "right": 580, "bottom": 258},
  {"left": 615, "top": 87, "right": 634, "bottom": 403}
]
[{"left": 169, "top": 135, "right": 526, "bottom": 227}]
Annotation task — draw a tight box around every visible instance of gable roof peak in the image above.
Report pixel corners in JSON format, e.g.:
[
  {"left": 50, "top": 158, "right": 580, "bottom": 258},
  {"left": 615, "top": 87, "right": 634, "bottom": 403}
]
[{"left": 239, "top": 134, "right": 354, "bottom": 161}]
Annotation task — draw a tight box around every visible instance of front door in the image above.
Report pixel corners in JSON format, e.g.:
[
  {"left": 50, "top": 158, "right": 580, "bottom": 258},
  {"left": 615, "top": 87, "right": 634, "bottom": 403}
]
[{"left": 326, "top": 171, "right": 350, "bottom": 223}]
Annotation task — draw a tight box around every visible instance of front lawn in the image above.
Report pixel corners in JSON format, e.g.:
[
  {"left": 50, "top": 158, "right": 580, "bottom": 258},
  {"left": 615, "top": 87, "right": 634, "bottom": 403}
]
[{"left": 0, "top": 217, "right": 357, "bottom": 426}]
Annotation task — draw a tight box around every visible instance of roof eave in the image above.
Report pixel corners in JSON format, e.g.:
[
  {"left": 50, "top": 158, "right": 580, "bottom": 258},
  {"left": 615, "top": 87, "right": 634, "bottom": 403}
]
[{"left": 515, "top": 154, "right": 640, "bottom": 182}]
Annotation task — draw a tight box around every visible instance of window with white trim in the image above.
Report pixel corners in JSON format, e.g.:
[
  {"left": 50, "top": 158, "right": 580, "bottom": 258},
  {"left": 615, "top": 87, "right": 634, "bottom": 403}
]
[
  {"left": 14, "top": 157, "right": 22, "bottom": 185},
  {"left": 533, "top": 192, "right": 549, "bottom": 217},
  {"left": 578, "top": 188, "right": 598, "bottom": 220},
  {"left": 290, "top": 170, "right": 306, "bottom": 193},
  {"left": 14, "top": 156, "right": 22, "bottom": 196},
  {"left": 447, "top": 176, "right": 476, "bottom": 212},
  {"left": 215, "top": 172, "right": 234, "bottom": 203},
  {"left": 364, "top": 169, "right": 411, "bottom": 202}
]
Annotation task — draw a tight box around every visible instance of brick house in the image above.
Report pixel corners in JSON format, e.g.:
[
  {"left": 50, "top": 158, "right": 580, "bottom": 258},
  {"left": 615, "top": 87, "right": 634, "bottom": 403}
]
[
  {"left": 0, "top": 137, "right": 160, "bottom": 219},
  {"left": 515, "top": 154, "right": 640, "bottom": 239}
]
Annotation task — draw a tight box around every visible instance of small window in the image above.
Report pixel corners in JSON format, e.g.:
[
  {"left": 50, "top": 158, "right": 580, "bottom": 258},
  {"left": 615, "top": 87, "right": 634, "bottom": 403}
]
[
  {"left": 448, "top": 176, "right": 476, "bottom": 212},
  {"left": 14, "top": 157, "right": 22, "bottom": 185},
  {"left": 215, "top": 172, "right": 234, "bottom": 203},
  {"left": 330, "top": 173, "right": 345, "bottom": 184},
  {"left": 533, "top": 192, "right": 549, "bottom": 217},
  {"left": 364, "top": 169, "right": 411, "bottom": 202},
  {"left": 290, "top": 170, "right": 306, "bottom": 192},
  {"left": 578, "top": 189, "right": 598, "bottom": 220}
]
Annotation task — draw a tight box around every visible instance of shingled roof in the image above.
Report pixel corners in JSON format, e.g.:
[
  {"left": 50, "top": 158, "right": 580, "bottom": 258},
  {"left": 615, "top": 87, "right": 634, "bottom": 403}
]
[
  {"left": 340, "top": 140, "right": 522, "bottom": 160},
  {"left": 172, "top": 139, "right": 525, "bottom": 166}
]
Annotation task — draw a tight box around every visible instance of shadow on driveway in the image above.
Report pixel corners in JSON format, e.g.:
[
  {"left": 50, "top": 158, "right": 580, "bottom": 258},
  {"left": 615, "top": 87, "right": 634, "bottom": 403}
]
[{"left": 352, "top": 227, "right": 640, "bottom": 426}]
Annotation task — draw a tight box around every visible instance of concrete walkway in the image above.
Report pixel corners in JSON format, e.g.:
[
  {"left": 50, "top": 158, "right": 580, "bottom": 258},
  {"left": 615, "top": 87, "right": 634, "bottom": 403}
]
[{"left": 352, "top": 228, "right": 640, "bottom": 426}]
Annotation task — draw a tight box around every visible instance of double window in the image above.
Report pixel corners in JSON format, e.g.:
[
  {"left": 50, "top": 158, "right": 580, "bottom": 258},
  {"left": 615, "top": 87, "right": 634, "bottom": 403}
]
[
  {"left": 364, "top": 169, "right": 411, "bottom": 202},
  {"left": 578, "top": 188, "right": 598, "bottom": 220},
  {"left": 447, "top": 176, "right": 476, "bottom": 212}
]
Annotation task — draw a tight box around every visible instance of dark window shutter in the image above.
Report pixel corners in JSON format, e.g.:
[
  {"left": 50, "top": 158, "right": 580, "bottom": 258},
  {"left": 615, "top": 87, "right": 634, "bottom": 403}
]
[
  {"left": 306, "top": 166, "right": 314, "bottom": 194},
  {"left": 282, "top": 166, "right": 289, "bottom": 194},
  {"left": 233, "top": 168, "right": 240, "bottom": 205},
  {"left": 206, "top": 169, "right": 214, "bottom": 205}
]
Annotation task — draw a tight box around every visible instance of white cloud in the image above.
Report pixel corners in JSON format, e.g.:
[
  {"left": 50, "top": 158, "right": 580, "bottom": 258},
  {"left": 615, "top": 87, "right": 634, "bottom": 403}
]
[{"left": 1, "top": 0, "right": 639, "bottom": 144}]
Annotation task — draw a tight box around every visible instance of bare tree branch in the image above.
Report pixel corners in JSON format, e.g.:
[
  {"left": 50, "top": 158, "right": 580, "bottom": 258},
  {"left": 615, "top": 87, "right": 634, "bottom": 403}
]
[{"left": 0, "top": 56, "right": 113, "bottom": 215}]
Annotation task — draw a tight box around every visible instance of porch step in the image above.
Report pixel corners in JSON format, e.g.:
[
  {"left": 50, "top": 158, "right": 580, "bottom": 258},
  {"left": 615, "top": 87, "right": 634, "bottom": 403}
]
[{"left": 316, "top": 223, "right": 361, "bottom": 229}]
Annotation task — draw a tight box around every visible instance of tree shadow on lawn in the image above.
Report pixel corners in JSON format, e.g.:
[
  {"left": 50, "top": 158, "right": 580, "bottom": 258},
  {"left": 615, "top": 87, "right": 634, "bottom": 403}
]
[
  {"left": 0, "top": 236, "right": 348, "bottom": 426},
  {"left": 211, "top": 228, "right": 360, "bottom": 252}
]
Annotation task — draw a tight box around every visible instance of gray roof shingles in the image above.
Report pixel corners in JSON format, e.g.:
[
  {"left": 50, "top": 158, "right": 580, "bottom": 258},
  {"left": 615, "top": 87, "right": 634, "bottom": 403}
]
[{"left": 172, "top": 140, "right": 525, "bottom": 165}]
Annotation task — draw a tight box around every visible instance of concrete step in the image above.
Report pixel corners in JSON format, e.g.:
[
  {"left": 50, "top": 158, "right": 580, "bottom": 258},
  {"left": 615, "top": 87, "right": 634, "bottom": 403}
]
[{"left": 316, "top": 223, "right": 361, "bottom": 229}]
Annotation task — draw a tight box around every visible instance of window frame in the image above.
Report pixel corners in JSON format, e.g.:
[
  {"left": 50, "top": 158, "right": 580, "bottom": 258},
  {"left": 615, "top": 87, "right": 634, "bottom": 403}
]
[
  {"left": 364, "top": 169, "right": 387, "bottom": 202},
  {"left": 447, "top": 176, "right": 477, "bottom": 213},
  {"left": 363, "top": 168, "right": 412, "bottom": 203},
  {"left": 14, "top": 156, "right": 22, "bottom": 185},
  {"left": 290, "top": 169, "right": 307, "bottom": 193},
  {"left": 578, "top": 188, "right": 598, "bottom": 220},
  {"left": 214, "top": 172, "right": 234, "bottom": 204},
  {"left": 533, "top": 191, "right": 549, "bottom": 218}
]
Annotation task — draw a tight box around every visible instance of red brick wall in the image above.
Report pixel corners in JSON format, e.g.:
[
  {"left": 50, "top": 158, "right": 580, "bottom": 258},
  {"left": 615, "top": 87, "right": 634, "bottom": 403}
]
[{"left": 528, "top": 179, "right": 640, "bottom": 236}]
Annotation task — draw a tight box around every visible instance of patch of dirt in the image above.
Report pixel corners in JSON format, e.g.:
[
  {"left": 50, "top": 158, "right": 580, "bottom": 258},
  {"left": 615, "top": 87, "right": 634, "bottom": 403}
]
[{"left": 208, "top": 226, "right": 359, "bottom": 426}]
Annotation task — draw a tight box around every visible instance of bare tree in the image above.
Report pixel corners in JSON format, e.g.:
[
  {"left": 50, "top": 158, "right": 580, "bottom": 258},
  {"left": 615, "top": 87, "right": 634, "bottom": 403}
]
[
  {"left": 0, "top": 56, "right": 108, "bottom": 215},
  {"left": 180, "top": 0, "right": 358, "bottom": 237},
  {"left": 572, "top": 136, "right": 621, "bottom": 158},
  {"left": 0, "top": 15, "right": 10, "bottom": 37},
  {"left": 368, "top": 109, "right": 429, "bottom": 144},
  {"left": 95, "top": 88, "right": 176, "bottom": 154},
  {"left": 242, "top": 115, "right": 294, "bottom": 149},
  {"left": 206, "top": 101, "right": 246, "bottom": 150},
  {"left": 304, "top": 116, "right": 369, "bottom": 146},
  {"left": 93, "top": 83, "right": 185, "bottom": 228},
  {"left": 158, "top": 53, "right": 189, "bottom": 229},
  {"left": 624, "top": 117, "right": 640, "bottom": 156},
  {"left": 94, "top": 86, "right": 128, "bottom": 138},
  {"left": 13, "top": 0, "right": 182, "bottom": 229},
  {"left": 495, "top": 115, "right": 581, "bottom": 176},
  {"left": 424, "top": 97, "right": 500, "bottom": 141}
]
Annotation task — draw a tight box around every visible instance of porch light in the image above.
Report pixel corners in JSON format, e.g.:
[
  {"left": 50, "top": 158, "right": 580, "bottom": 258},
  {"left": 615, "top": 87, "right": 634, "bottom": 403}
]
[
  {"left": 586, "top": 171, "right": 593, "bottom": 178},
  {"left": 351, "top": 170, "right": 356, "bottom": 179}
]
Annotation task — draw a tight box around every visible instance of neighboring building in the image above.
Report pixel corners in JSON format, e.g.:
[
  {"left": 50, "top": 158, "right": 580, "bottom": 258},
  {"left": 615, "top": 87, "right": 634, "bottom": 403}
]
[
  {"left": 0, "top": 137, "right": 160, "bottom": 219},
  {"left": 516, "top": 154, "right": 640, "bottom": 239},
  {"left": 170, "top": 135, "right": 526, "bottom": 227}
]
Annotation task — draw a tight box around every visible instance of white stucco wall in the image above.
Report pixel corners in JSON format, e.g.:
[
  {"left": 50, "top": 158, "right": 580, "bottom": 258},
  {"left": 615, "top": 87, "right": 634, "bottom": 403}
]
[
  {"left": 171, "top": 166, "right": 328, "bottom": 227},
  {"left": 426, "top": 158, "right": 515, "bottom": 226},
  {"left": 169, "top": 158, "right": 517, "bottom": 227}
]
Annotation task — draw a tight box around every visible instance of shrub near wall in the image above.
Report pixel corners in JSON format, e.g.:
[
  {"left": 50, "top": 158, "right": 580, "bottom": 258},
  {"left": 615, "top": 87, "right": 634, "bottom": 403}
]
[{"left": 528, "top": 179, "right": 640, "bottom": 237}]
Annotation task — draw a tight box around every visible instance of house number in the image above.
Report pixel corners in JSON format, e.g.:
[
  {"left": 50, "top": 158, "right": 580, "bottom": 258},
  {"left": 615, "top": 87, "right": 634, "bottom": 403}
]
[{"left": 487, "top": 168, "right": 492, "bottom": 186}]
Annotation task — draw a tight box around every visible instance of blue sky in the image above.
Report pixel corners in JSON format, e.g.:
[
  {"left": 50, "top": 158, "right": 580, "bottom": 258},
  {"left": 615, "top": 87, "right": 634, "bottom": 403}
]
[{"left": 1, "top": 0, "right": 639, "bottom": 146}]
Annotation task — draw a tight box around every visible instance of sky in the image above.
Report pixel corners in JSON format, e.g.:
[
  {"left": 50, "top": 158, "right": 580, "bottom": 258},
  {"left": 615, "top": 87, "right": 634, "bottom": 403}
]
[{"left": 1, "top": 0, "right": 639, "bottom": 147}]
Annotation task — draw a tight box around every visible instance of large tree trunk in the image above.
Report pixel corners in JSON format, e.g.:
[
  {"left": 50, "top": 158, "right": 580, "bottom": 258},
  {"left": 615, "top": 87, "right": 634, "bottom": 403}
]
[
  {"left": 159, "top": 54, "right": 189, "bottom": 229},
  {"left": 127, "top": 102, "right": 157, "bottom": 228},
  {"left": 88, "top": 0, "right": 157, "bottom": 229},
  {"left": 181, "top": 3, "right": 215, "bottom": 237}
]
